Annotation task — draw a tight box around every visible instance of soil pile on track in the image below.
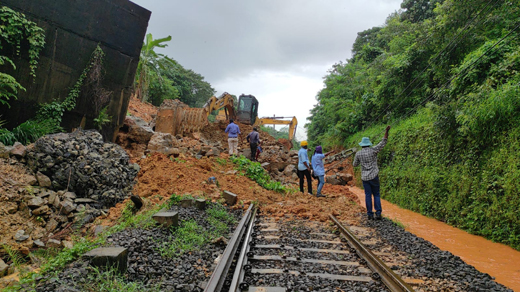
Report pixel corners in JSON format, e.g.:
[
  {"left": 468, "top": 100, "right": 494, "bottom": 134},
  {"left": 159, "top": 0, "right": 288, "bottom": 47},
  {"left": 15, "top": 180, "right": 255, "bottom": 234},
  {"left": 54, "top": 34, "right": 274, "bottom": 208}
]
[{"left": 108, "top": 153, "right": 363, "bottom": 223}]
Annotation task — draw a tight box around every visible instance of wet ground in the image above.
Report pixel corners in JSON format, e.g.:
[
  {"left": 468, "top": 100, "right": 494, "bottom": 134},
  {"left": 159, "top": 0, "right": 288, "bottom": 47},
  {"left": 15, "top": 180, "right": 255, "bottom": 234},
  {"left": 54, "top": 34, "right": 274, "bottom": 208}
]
[{"left": 350, "top": 186, "right": 520, "bottom": 291}]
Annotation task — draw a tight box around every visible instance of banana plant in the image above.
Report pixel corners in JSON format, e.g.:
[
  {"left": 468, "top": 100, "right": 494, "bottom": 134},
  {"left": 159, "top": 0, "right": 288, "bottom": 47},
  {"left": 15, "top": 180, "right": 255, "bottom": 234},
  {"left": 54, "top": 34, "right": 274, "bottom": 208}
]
[{"left": 134, "top": 33, "right": 176, "bottom": 102}]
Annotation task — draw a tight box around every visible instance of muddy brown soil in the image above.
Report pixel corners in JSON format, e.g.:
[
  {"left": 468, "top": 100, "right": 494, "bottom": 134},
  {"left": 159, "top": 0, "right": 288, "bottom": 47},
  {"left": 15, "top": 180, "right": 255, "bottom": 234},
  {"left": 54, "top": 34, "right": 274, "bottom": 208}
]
[
  {"left": 98, "top": 152, "right": 363, "bottom": 227},
  {"left": 0, "top": 159, "right": 46, "bottom": 253}
]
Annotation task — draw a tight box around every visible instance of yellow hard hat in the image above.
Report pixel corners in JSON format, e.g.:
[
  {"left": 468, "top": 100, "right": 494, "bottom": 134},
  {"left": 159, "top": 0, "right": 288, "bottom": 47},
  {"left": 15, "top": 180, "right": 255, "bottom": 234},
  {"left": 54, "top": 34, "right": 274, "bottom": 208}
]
[{"left": 300, "top": 141, "right": 308, "bottom": 147}]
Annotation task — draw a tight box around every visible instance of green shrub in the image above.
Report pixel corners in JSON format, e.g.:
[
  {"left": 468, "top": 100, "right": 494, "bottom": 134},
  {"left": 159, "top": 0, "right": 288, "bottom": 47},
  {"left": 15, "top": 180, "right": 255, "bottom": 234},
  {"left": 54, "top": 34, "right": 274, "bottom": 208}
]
[{"left": 231, "top": 155, "right": 288, "bottom": 193}]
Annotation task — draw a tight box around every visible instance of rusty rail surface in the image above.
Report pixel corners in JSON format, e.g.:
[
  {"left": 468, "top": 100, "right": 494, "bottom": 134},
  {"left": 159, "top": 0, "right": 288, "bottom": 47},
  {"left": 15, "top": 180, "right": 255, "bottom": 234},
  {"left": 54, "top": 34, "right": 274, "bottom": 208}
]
[
  {"left": 205, "top": 204, "right": 255, "bottom": 292},
  {"left": 330, "top": 215, "right": 415, "bottom": 292}
]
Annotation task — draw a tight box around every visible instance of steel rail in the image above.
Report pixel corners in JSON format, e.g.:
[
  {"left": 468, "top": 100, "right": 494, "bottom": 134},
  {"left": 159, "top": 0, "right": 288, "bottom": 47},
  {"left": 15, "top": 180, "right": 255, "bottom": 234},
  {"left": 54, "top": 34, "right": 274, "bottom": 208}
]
[
  {"left": 204, "top": 204, "right": 254, "bottom": 292},
  {"left": 229, "top": 206, "right": 258, "bottom": 291},
  {"left": 330, "top": 215, "right": 415, "bottom": 292}
]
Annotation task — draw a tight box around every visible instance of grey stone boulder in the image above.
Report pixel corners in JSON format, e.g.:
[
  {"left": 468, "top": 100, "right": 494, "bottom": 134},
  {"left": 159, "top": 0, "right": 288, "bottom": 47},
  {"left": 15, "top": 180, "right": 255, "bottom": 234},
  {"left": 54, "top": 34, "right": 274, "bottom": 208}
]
[
  {"left": 128, "top": 124, "right": 154, "bottom": 144},
  {"left": 147, "top": 132, "right": 174, "bottom": 153},
  {"left": 14, "top": 230, "right": 29, "bottom": 242}
]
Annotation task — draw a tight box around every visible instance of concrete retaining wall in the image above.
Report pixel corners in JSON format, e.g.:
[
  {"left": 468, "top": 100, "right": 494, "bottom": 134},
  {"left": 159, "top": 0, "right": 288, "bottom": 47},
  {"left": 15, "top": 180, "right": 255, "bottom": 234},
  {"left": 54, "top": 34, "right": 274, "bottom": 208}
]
[{"left": 0, "top": 0, "right": 150, "bottom": 141}]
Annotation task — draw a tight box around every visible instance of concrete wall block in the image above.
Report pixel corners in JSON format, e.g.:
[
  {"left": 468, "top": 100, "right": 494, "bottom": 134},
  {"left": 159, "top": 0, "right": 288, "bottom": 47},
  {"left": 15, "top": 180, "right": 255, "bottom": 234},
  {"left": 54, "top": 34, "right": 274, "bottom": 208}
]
[
  {"left": 195, "top": 199, "right": 206, "bottom": 210},
  {"left": 0, "top": 0, "right": 150, "bottom": 141},
  {"left": 152, "top": 211, "right": 179, "bottom": 228},
  {"left": 180, "top": 198, "right": 193, "bottom": 208},
  {"left": 83, "top": 247, "right": 128, "bottom": 273},
  {"left": 222, "top": 191, "right": 237, "bottom": 206}
]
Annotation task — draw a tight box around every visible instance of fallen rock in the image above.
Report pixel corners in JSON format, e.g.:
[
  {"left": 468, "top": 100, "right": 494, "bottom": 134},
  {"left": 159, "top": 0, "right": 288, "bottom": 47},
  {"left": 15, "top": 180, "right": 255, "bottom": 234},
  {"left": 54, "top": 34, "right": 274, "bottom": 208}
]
[
  {"left": 33, "top": 240, "right": 45, "bottom": 248},
  {"left": 27, "top": 197, "right": 46, "bottom": 209},
  {"left": 46, "top": 218, "right": 59, "bottom": 232},
  {"left": 128, "top": 124, "right": 154, "bottom": 144},
  {"left": 32, "top": 205, "right": 50, "bottom": 216},
  {"left": 36, "top": 171, "right": 52, "bottom": 188},
  {"left": 59, "top": 200, "right": 76, "bottom": 215},
  {"left": 10, "top": 142, "right": 27, "bottom": 158},
  {"left": 62, "top": 240, "right": 73, "bottom": 249},
  {"left": 0, "top": 259, "right": 8, "bottom": 277},
  {"left": 0, "top": 142, "right": 10, "bottom": 159},
  {"left": 211, "top": 236, "right": 228, "bottom": 246},
  {"left": 283, "top": 164, "right": 296, "bottom": 176},
  {"left": 47, "top": 239, "right": 61, "bottom": 248},
  {"left": 14, "top": 230, "right": 29, "bottom": 242},
  {"left": 130, "top": 195, "right": 143, "bottom": 210}
]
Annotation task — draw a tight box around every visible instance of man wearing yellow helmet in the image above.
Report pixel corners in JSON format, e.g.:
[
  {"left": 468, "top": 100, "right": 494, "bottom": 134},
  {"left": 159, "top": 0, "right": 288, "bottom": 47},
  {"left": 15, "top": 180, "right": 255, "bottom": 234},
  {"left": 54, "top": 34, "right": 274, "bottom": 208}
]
[{"left": 297, "top": 140, "right": 313, "bottom": 195}]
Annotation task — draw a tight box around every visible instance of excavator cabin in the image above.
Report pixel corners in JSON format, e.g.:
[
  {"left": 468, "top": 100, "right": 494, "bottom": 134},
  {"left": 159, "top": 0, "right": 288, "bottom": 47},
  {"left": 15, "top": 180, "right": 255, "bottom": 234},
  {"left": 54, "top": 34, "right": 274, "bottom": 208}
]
[{"left": 237, "top": 94, "right": 259, "bottom": 125}]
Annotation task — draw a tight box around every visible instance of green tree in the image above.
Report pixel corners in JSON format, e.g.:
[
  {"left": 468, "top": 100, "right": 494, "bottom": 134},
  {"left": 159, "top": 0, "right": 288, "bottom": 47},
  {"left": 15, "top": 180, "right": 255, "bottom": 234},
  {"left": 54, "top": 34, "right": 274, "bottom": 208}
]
[{"left": 134, "top": 33, "right": 176, "bottom": 102}]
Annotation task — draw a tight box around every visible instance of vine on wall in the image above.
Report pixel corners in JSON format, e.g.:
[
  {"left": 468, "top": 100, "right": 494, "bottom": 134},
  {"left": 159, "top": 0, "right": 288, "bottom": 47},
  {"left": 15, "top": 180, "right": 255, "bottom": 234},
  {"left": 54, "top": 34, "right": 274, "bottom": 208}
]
[{"left": 0, "top": 6, "right": 46, "bottom": 107}]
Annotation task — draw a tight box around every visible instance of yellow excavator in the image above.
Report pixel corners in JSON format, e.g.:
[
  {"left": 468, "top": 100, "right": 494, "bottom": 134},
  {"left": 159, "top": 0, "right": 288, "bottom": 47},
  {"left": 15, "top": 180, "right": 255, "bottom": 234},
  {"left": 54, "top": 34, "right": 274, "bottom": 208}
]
[{"left": 155, "top": 92, "right": 298, "bottom": 141}]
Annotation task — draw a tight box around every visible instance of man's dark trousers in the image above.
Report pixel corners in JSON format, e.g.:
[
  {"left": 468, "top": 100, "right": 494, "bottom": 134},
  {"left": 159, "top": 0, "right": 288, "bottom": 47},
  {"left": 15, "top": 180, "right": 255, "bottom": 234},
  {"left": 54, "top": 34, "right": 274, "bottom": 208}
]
[
  {"left": 250, "top": 143, "right": 258, "bottom": 161},
  {"left": 297, "top": 169, "right": 312, "bottom": 194},
  {"left": 362, "top": 176, "right": 382, "bottom": 216}
]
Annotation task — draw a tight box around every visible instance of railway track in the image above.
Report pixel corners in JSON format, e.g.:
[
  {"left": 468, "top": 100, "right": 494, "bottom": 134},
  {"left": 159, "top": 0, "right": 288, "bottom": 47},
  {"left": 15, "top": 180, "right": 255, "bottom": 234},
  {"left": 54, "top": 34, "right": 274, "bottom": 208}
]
[{"left": 205, "top": 206, "right": 415, "bottom": 292}]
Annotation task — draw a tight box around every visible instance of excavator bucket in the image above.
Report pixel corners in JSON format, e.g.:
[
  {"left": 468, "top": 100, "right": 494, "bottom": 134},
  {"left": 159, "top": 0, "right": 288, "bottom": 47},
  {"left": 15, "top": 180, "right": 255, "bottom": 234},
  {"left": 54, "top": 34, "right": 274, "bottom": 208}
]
[{"left": 155, "top": 99, "right": 208, "bottom": 136}]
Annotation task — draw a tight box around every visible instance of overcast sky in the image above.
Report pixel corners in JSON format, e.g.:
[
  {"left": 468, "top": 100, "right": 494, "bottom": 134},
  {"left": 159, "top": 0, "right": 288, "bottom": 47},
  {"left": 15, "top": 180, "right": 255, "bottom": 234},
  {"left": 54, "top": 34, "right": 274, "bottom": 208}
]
[{"left": 130, "top": 0, "right": 402, "bottom": 141}]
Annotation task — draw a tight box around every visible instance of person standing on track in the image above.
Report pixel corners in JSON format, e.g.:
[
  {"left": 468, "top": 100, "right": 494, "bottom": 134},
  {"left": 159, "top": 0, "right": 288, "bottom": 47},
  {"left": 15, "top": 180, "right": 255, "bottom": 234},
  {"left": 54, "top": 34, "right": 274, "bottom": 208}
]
[
  {"left": 353, "top": 126, "right": 390, "bottom": 220},
  {"left": 225, "top": 119, "right": 241, "bottom": 156},
  {"left": 246, "top": 127, "right": 260, "bottom": 161},
  {"left": 311, "top": 146, "right": 333, "bottom": 198},
  {"left": 297, "top": 141, "right": 313, "bottom": 195}
]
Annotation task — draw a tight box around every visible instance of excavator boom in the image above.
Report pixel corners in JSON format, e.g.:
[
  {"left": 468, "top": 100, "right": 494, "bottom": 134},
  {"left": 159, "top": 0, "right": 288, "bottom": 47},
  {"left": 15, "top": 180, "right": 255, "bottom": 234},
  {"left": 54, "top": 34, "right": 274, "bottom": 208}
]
[{"left": 256, "top": 116, "right": 298, "bottom": 141}]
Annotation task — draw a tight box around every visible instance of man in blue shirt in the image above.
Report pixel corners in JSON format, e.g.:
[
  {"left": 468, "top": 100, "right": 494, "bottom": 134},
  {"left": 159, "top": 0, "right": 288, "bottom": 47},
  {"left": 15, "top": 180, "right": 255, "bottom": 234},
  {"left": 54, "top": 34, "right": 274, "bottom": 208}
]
[
  {"left": 311, "top": 146, "right": 333, "bottom": 198},
  {"left": 297, "top": 141, "right": 312, "bottom": 195},
  {"left": 224, "top": 119, "right": 241, "bottom": 156}
]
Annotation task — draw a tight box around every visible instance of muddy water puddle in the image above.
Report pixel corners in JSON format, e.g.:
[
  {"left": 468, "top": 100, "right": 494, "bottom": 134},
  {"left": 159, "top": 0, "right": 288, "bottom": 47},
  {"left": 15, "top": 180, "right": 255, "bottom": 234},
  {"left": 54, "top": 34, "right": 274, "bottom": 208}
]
[{"left": 350, "top": 186, "right": 520, "bottom": 291}]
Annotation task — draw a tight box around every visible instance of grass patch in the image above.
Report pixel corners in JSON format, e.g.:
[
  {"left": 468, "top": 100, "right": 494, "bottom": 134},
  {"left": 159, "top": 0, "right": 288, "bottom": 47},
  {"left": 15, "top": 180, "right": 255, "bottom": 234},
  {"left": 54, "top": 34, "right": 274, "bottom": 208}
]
[
  {"left": 231, "top": 155, "right": 288, "bottom": 193},
  {"left": 78, "top": 265, "right": 157, "bottom": 292},
  {"left": 156, "top": 220, "right": 207, "bottom": 258},
  {"left": 157, "top": 203, "right": 237, "bottom": 258},
  {"left": 391, "top": 218, "right": 406, "bottom": 229}
]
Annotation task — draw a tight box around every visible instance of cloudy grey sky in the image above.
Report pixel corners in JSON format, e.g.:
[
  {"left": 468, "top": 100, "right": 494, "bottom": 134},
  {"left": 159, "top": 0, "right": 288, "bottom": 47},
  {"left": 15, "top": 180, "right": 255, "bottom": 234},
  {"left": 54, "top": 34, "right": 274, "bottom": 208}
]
[{"left": 130, "top": 0, "right": 402, "bottom": 140}]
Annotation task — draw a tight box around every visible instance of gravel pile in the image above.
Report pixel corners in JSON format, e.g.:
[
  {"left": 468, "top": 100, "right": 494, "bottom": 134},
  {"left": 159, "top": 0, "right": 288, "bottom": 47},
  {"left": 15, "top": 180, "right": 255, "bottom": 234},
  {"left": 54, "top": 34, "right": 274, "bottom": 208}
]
[
  {"left": 26, "top": 130, "right": 139, "bottom": 208},
  {"left": 30, "top": 202, "right": 242, "bottom": 292},
  {"left": 362, "top": 216, "right": 513, "bottom": 292}
]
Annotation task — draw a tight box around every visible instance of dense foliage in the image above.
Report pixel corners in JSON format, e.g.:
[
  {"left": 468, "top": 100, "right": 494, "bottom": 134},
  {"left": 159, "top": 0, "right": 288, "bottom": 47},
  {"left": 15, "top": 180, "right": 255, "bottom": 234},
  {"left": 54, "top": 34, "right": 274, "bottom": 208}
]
[
  {"left": 135, "top": 33, "right": 215, "bottom": 107},
  {"left": 0, "top": 6, "right": 45, "bottom": 107},
  {"left": 306, "top": 0, "right": 520, "bottom": 249}
]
